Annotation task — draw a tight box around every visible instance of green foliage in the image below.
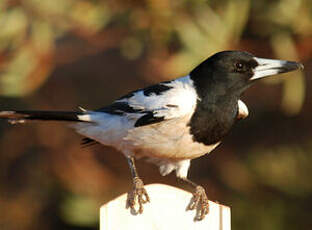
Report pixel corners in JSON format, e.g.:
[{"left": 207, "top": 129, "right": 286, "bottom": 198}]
[{"left": 60, "top": 194, "right": 99, "bottom": 226}]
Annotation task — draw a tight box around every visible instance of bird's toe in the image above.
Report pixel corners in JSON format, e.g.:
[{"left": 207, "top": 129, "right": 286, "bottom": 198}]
[
  {"left": 126, "top": 177, "right": 150, "bottom": 214},
  {"left": 187, "top": 185, "right": 209, "bottom": 221}
]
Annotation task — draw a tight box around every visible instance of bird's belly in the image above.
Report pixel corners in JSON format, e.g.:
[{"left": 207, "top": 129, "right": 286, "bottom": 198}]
[{"left": 123, "top": 116, "right": 220, "bottom": 160}]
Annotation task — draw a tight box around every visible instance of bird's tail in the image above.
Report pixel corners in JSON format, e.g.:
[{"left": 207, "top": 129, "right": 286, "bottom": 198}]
[{"left": 0, "top": 110, "right": 91, "bottom": 124}]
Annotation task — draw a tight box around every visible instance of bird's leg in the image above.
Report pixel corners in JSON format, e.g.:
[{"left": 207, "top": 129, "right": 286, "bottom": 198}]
[
  {"left": 126, "top": 156, "right": 150, "bottom": 214},
  {"left": 180, "top": 177, "right": 209, "bottom": 221}
]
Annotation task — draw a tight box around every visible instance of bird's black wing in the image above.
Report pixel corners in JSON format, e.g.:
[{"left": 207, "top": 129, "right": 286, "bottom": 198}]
[{"left": 96, "top": 76, "right": 198, "bottom": 127}]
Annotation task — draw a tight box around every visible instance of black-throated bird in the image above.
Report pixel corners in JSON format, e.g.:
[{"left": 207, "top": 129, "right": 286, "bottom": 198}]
[{"left": 0, "top": 51, "right": 304, "bottom": 220}]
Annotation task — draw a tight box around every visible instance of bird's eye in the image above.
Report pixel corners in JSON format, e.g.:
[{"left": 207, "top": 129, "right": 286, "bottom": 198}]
[{"left": 235, "top": 62, "right": 244, "bottom": 72}]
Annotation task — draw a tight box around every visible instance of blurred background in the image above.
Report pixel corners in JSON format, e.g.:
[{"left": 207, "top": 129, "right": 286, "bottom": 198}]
[{"left": 0, "top": 0, "right": 311, "bottom": 229}]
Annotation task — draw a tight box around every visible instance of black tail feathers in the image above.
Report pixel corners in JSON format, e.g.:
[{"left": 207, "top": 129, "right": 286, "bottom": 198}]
[{"left": 0, "top": 110, "right": 89, "bottom": 124}]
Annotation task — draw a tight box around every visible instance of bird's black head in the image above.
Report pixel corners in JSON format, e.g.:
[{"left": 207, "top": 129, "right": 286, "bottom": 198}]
[{"left": 190, "top": 50, "right": 303, "bottom": 96}]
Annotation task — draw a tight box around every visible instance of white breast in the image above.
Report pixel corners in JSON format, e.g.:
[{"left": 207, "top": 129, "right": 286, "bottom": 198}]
[{"left": 122, "top": 115, "right": 220, "bottom": 160}]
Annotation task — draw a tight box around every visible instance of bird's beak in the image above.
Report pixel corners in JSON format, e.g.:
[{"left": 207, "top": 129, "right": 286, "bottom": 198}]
[{"left": 250, "top": 57, "right": 304, "bottom": 81}]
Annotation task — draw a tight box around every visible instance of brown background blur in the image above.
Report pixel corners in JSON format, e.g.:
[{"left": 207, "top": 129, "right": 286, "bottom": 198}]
[{"left": 0, "top": 0, "right": 311, "bottom": 229}]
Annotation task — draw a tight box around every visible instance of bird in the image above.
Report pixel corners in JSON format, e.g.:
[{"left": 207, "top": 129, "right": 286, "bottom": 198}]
[{"left": 0, "top": 51, "right": 304, "bottom": 220}]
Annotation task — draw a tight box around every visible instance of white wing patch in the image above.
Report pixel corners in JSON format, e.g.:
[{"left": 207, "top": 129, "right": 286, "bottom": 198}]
[{"left": 117, "top": 75, "right": 198, "bottom": 121}]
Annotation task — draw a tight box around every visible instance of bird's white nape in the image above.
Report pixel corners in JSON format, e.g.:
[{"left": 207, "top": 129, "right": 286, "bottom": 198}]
[{"left": 237, "top": 100, "right": 249, "bottom": 119}]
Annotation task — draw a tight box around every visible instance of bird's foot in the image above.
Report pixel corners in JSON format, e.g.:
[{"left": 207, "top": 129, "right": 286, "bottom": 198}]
[
  {"left": 187, "top": 185, "right": 209, "bottom": 221},
  {"left": 126, "top": 177, "right": 150, "bottom": 214}
]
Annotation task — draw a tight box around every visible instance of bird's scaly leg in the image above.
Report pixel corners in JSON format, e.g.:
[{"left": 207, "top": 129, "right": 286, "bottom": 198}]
[
  {"left": 126, "top": 156, "right": 150, "bottom": 214},
  {"left": 181, "top": 178, "right": 209, "bottom": 220}
]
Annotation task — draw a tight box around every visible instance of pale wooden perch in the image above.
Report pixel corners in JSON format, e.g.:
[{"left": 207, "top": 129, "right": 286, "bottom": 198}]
[{"left": 100, "top": 184, "right": 231, "bottom": 230}]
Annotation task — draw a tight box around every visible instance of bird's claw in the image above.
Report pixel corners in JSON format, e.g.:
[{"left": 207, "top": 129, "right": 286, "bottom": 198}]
[
  {"left": 126, "top": 177, "right": 150, "bottom": 214},
  {"left": 187, "top": 186, "right": 209, "bottom": 221}
]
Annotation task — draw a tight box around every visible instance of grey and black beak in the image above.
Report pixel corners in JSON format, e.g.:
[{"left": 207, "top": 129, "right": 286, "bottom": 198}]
[{"left": 250, "top": 57, "right": 304, "bottom": 81}]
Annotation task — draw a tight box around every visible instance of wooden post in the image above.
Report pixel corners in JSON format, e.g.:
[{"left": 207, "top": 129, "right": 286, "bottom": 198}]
[{"left": 100, "top": 183, "right": 231, "bottom": 230}]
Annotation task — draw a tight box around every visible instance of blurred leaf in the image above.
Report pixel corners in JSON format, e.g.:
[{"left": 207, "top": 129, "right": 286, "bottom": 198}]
[
  {"left": 70, "top": 1, "right": 111, "bottom": 31},
  {"left": 0, "top": 43, "right": 53, "bottom": 97},
  {"left": 164, "top": 0, "right": 250, "bottom": 76},
  {"left": 121, "top": 37, "right": 144, "bottom": 60},
  {"left": 60, "top": 194, "right": 98, "bottom": 226},
  {"left": 223, "top": 0, "right": 250, "bottom": 43},
  {"left": 271, "top": 33, "right": 305, "bottom": 116},
  {"left": 294, "top": 0, "right": 312, "bottom": 35},
  {"left": 31, "top": 20, "right": 54, "bottom": 51},
  {"left": 27, "top": 0, "right": 74, "bottom": 15},
  {"left": 248, "top": 145, "right": 312, "bottom": 196},
  {"left": 0, "top": 7, "right": 28, "bottom": 50},
  {"left": 1, "top": 46, "right": 36, "bottom": 96},
  {"left": 269, "top": 0, "right": 302, "bottom": 26}
]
